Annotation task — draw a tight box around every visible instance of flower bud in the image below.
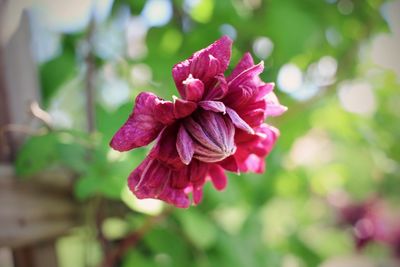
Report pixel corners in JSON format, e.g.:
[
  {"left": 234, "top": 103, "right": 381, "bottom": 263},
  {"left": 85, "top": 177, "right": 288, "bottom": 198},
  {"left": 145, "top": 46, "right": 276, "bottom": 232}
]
[{"left": 183, "top": 110, "right": 236, "bottom": 163}]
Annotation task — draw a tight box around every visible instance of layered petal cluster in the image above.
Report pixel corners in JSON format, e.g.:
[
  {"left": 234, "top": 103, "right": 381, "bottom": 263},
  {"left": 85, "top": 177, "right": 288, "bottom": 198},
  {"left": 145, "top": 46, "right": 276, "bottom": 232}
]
[{"left": 110, "top": 36, "right": 286, "bottom": 208}]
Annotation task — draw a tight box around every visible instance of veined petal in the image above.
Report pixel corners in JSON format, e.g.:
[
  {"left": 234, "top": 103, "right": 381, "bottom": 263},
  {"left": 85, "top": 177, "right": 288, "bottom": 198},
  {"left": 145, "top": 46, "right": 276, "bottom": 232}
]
[
  {"left": 226, "top": 107, "right": 254, "bottom": 134},
  {"left": 208, "top": 164, "right": 227, "bottom": 191},
  {"left": 203, "top": 74, "right": 228, "bottom": 100},
  {"left": 128, "top": 157, "right": 170, "bottom": 199},
  {"left": 129, "top": 157, "right": 209, "bottom": 208},
  {"left": 176, "top": 124, "right": 195, "bottom": 165},
  {"left": 150, "top": 123, "right": 185, "bottom": 169},
  {"left": 110, "top": 92, "right": 172, "bottom": 152},
  {"left": 198, "top": 100, "right": 226, "bottom": 113},
  {"left": 172, "top": 36, "right": 232, "bottom": 98},
  {"left": 227, "top": 52, "right": 255, "bottom": 82},
  {"left": 257, "top": 82, "right": 275, "bottom": 100},
  {"left": 188, "top": 159, "right": 209, "bottom": 185},
  {"left": 228, "top": 61, "right": 264, "bottom": 90},
  {"left": 158, "top": 186, "right": 191, "bottom": 208}
]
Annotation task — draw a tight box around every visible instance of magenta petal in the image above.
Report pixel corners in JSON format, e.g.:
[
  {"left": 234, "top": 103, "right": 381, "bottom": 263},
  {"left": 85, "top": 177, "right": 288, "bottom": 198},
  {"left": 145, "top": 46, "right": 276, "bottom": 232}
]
[
  {"left": 208, "top": 164, "right": 227, "bottom": 191},
  {"left": 257, "top": 82, "right": 275, "bottom": 100},
  {"left": 176, "top": 124, "right": 195, "bottom": 165},
  {"left": 266, "top": 92, "right": 288, "bottom": 117},
  {"left": 128, "top": 157, "right": 169, "bottom": 199},
  {"left": 172, "top": 36, "right": 232, "bottom": 97},
  {"left": 239, "top": 154, "right": 265, "bottom": 173},
  {"left": 228, "top": 61, "right": 264, "bottom": 89},
  {"left": 158, "top": 186, "right": 191, "bottom": 208},
  {"left": 189, "top": 159, "right": 209, "bottom": 185},
  {"left": 192, "top": 186, "right": 203, "bottom": 205},
  {"left": 218, "top": 155, "right": 239, "bottom": 173},
  {"left": 128, "top": 156, "right": 192, "bottom": 208},
  {"left": 170, "top": 167, "right": 190, "bottom": 189},
  {"left": 227, "top": 52, "right": 255, "bottom": 82},
  {"left": 182, "top": 74, "right": 205, "bottom": 101},
  {"left": 174, "top": 98, "right": 197, "bottom": 119},
  {"left": 110, "top": 92, "right": 167, "bottom": 152},
  {"left": 203, "top": 74, "right": 228, "bottom": 100},
  {"left": 154, "top": 100, "right": 175, "bottom": 124},
  {"left": 233, "top": 123, "right": 279, "bottom": 173},
  {"left": 150, "top": 123, "right": 185, "bottom": 169},
  {"left": 198, "top": 100, "right": 226, "bottom": 113},
  {"left": 226, "top": 107, "right": 255, "bottom": 134}
]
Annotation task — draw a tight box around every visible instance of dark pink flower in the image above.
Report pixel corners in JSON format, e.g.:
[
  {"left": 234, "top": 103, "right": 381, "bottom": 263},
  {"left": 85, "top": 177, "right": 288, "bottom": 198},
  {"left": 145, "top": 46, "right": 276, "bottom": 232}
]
[{"left": 110, "top": 36, "right": 286, "bottom": 208}]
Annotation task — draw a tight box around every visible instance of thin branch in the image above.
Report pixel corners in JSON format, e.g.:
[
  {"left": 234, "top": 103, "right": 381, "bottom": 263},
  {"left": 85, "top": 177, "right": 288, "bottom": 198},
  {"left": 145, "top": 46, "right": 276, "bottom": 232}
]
[{"left": 85, "top": 18, "right": 96, "bottom": 133}]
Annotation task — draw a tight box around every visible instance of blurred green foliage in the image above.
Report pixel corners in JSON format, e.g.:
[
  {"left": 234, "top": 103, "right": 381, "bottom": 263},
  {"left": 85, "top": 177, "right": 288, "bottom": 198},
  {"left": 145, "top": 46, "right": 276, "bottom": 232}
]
[{"left": 15, "top": 0, "right": 400, "bottom": 266}]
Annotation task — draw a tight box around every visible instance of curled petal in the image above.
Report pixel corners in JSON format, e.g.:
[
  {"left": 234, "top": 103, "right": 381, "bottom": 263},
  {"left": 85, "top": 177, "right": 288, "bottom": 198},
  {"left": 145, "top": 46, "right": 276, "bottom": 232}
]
[
  {"left": 172, "top": 36, "right": 232, "bottom": 98},
  {"left": 208, "top": 164, "right": 227, "bottom": 191},
  {"left": 176, "top": 124, "right": 195, "bottom": 165},
  {"left": 198, "top": 100, "right": 226, "bottom": 113},
  {"left": 228, "top": 61, "right": 264, "bottom": 89},
  {"left": 257, "top": 82, "right": 275, "bottom": 100},
  {"left": 110, "top": 92, "right": 173, "bottom": 152},
  {"left": 226, "top": 107, "right": 254, "bottom": 134},
  {"left": 227, "top": 52, "right": 255, "bottom": 82},
  {"left": 182, "top": 74, "right": 205, "bottom": 101}
]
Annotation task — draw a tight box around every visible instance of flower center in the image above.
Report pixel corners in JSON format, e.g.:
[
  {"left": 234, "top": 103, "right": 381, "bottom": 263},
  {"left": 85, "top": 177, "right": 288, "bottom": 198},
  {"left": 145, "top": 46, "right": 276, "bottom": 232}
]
[{"left": 183, "top": 110, "right": 236, "bottom": 163}]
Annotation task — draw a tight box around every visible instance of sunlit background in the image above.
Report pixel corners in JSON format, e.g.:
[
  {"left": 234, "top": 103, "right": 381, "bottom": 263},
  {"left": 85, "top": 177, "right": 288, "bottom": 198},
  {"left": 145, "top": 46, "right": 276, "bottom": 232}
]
[{"left": 1, "top": 0, "right": 400, "bottom": 266}]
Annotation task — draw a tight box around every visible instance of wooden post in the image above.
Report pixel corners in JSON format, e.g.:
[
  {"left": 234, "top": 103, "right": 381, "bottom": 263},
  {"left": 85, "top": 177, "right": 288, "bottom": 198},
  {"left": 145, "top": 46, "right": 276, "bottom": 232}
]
[
  {"left": 0, "top": 4, "right": 41, "bottom": 162},
  {"left": 0, "top": 3, "right": 78, "bottom": 267}
]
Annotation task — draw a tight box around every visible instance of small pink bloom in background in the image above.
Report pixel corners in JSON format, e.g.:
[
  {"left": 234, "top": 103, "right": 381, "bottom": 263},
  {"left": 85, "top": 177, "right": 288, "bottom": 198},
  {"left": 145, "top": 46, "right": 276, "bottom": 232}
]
[
  {"left": 110, "top": 36, "right": 286, "bottom": 208},
  {"left": 335, "top": 196, "right": 400, "bottom": 260}
]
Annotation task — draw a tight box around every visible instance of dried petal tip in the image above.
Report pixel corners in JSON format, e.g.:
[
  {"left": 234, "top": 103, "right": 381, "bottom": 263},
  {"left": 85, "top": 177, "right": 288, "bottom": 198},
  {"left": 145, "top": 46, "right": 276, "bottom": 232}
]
[{"left": 184, "top": 110, "right": 236, "bottom": 163}]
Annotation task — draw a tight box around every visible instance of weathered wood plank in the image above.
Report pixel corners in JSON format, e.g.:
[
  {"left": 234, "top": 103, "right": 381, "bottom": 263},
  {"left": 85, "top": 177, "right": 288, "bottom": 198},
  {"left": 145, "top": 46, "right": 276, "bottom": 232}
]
[
  {"left": 0, "top": 165, "right": 79, "bottom": 248},
  {"left": 13, "top": 241, "right": 59, "bottom": 267}
]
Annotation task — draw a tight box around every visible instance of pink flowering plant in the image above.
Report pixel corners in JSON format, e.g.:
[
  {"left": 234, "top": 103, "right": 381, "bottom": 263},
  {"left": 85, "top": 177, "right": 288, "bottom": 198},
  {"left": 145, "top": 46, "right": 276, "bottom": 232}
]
[{"left": 110, "top": 36, "right": 286, "bottom": 208}]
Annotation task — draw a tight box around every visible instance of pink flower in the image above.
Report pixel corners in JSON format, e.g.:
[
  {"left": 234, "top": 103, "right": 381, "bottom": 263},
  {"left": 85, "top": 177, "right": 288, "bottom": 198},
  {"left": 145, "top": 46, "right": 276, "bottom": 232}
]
[{"left": 110, "top": 36, "right": 286, "bottom": 208}]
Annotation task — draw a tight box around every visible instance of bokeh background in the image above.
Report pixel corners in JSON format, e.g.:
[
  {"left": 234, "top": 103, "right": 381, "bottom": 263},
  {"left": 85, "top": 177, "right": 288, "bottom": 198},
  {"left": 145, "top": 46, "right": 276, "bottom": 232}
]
[{"left": 1, "top": 0, "right": 400, "bottom": 266}]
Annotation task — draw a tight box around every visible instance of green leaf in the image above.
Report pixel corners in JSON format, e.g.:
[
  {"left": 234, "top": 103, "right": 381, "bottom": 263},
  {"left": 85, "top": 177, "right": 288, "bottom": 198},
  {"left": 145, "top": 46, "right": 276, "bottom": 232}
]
[
  {"left": 15, "top": 133, "right": 59, "bottom": 176},
  {"left": 144, "top": 228, "right": 190, "bottom": 267},
  {"left": 122, "top": 250, "right": 158, "bottom": 267},
  {"left": 176, "top": 209, "right": 217, "bottom": 249},
  {"left": 57, "top": 142, "right": 87, "bottom": 173},
  {"left": 39, "top": 51, "right": 77, "bottom": 105}
]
